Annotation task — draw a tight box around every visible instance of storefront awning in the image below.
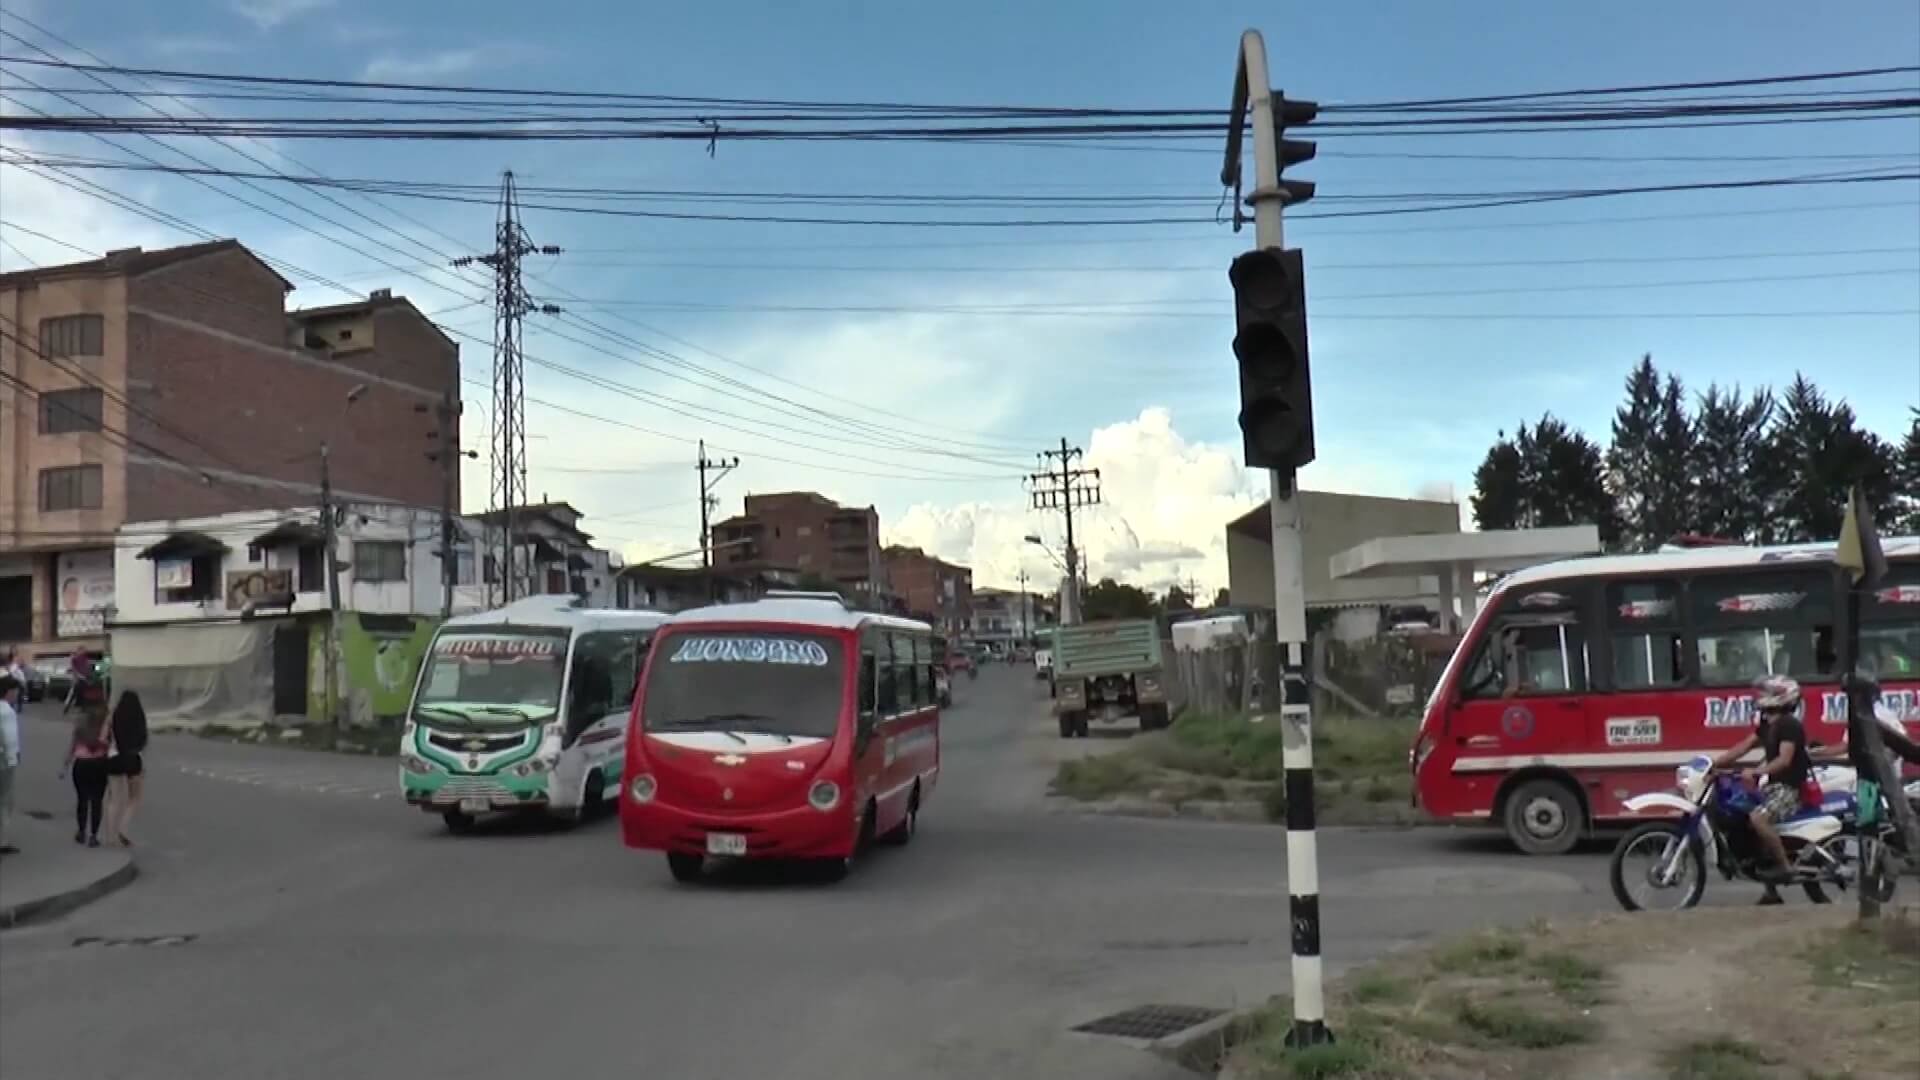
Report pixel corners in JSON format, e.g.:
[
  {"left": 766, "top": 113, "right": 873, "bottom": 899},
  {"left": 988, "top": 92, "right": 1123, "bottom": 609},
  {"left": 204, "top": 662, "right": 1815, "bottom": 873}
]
[
  {"left": 249, "top": 521, "right": 326, "bottom": 549},
  {"left": 137, "top": 531, "right": 230, "bottom": 561}
]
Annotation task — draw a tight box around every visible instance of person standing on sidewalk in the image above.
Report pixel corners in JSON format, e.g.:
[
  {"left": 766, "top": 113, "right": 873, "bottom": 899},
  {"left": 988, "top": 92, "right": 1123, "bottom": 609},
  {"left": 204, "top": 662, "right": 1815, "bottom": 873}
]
[
  {"left": 104, "top": 691, "right": 149, "bottom": 848},
  {"left": 0, "top": 674, "right": 21, "bottom": 856},
  {"left": 61, "top": 706, "right": 112, "bottom": 847}
]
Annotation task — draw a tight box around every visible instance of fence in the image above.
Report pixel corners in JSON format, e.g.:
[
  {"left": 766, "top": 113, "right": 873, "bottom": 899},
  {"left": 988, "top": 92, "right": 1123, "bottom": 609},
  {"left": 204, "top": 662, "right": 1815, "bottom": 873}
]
[{"left": 1164, "top": 629, "right": 1456, "bottom": 721}]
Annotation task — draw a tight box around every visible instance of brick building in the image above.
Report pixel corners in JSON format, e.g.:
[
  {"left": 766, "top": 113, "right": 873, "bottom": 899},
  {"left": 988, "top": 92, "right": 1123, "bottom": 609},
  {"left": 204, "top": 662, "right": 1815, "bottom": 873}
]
[
  {"left": 883, "top": 545, "right": 972, "bottom": 635},
  {"left": 0, "top": 240, "right": 460, "bottom": 661},
  {"left": 709, "top": 492, "right": 884, "bottom": 597}
]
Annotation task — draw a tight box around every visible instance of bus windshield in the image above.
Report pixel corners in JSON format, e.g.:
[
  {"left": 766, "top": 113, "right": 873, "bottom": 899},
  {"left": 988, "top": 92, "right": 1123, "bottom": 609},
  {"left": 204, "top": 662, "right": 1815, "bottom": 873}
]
[
  {"left": 415, "top": 628, "right": 569, "bottom": 723},
  {"left": 642, "top": 631, "right": 846, "bottom": 740}
]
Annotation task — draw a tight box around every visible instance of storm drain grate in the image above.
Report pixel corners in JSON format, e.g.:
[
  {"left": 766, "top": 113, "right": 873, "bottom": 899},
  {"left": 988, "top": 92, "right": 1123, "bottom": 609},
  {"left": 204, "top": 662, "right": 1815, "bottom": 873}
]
[
  {"left": 72, "top": 934, "right": 197, "bottom": 949},
  {"left": 1072, "top": 1004, "right": 1227, "bottom": 1041}
]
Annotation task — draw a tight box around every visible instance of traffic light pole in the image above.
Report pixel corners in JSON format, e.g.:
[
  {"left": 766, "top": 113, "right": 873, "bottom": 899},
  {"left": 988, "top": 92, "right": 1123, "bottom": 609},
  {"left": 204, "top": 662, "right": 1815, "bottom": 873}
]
[{"left": 1225, "top": 28, "right": 1331, "bottom": 1050}]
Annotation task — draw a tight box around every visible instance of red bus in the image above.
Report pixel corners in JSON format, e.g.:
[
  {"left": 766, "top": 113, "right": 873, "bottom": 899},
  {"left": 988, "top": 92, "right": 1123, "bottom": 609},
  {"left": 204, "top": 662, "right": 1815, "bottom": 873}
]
[
  {"left": 620, "top": 592, "right": 940, "bottom": 882},
  {"left": 1413, "top": 538, "right": 1920, "bottom": 854}
]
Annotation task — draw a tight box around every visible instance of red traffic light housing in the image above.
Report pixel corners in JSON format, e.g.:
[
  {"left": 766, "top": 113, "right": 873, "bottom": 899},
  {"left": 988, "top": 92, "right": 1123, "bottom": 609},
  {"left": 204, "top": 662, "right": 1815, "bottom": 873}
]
[{"left": 1229, "top": 247, "right": 1314, "bottom": 471}]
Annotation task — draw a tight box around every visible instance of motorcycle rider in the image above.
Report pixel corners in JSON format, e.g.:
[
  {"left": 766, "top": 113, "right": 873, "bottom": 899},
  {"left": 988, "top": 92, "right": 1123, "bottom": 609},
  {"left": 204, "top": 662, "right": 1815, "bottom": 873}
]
[{"left": 1709, "top": 674, "right": 1813, "bottom": 892}]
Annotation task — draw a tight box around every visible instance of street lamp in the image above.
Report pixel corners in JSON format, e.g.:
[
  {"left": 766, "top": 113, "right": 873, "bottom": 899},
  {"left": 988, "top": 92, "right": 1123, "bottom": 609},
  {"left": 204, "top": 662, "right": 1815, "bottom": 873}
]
[{"left": 1023, "top": 534, "right": 1069, "bottom": 574}]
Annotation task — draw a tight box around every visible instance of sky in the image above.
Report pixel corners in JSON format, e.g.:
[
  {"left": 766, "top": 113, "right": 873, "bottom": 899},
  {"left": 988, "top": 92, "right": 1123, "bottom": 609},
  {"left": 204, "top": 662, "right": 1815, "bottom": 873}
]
[{"left": 2, "top": 0, "right": 1916, "bottom": 598}]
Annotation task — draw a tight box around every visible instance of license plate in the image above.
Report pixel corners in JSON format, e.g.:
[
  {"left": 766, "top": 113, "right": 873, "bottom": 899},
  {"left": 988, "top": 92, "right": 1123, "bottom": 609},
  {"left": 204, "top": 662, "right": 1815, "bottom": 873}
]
[
  {"left": 459, "top": 798, "right": 489, "bottom": 815},
  {"left": 706, "top": 832, "right": 748, "bottom": 857}
]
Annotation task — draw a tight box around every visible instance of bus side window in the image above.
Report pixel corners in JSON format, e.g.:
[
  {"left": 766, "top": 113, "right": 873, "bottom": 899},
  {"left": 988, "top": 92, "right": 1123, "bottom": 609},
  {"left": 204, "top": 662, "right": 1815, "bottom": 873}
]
[
  {"left": 877, "top": 634, "right": 899, "bottom": 716},
  {"left": 1609, "top": 579, "right": 1685, "bottom": 690},
  {"left": 1692, "top": 568, "right": 1837, "bottom": 686},
  {"left": 566, "top": 633, "right": 619, "bottom": 741},
  {"left": 893, "top": 632, "right": 922, "bottom": 710},
  {"left": 919, "top": 634, "right": 936, "bottom": 704},
  {"left": 1467, "top": 587, "right": 1590, "bottom": 699},
  {"left": 1861, "top": 563, "right": 1918, "bottom": 678}
]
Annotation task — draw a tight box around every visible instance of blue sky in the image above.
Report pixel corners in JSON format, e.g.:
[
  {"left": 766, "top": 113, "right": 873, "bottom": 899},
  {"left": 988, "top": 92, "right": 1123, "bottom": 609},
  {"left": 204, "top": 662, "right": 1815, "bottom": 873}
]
[{"left": 3, "top": 0, "right": 1916, "bottom": 592}]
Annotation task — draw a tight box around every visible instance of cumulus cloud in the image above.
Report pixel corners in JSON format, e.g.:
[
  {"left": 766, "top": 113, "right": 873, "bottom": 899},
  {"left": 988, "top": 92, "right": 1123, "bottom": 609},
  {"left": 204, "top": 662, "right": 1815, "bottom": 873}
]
[{"left": 229, "top": 0, "right": 333, "bottom": 30}]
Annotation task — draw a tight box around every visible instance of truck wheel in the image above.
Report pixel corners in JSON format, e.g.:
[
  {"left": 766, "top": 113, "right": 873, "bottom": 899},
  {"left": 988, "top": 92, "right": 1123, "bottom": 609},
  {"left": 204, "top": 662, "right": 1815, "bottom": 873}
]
[
  {"left": 1058, "top": 714, "right": 1074, "bottom": 739},
  {"left": 1140, "top": 704, "right": 1171, "bottom": 731},
  {"left": 1073, "top": 712, "right": 1091, "bottom": 738},
  {"left": 1502, "top": 778, "right": 1584, "bottom": 856}
]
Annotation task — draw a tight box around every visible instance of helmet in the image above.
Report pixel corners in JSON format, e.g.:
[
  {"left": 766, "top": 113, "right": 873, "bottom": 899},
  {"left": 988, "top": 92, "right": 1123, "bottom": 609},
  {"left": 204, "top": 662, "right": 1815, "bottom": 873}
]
[{"left": 1752, "top": 674, "right": 1801, "bottom": 713}]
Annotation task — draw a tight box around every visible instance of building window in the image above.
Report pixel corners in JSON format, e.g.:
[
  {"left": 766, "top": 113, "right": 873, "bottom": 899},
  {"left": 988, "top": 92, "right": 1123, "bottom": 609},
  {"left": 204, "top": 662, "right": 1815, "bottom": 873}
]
[
  {"left": 38, "top": 465, "right": 103, "bottom": 511},
  {"left": 297, "top": 545, "right": 325, "bottom": 593},
  {"left": 38, "top": 388, "right": 104, "bottom": 434},
  {"left": 354, "top": 540, "right": 406, "bottom": 583},
  {"left": 39, "top": 314, "right": 105, "bottom": 358},
  {"left": 156, "top": 555, "right": 219, "bottom": 604}
]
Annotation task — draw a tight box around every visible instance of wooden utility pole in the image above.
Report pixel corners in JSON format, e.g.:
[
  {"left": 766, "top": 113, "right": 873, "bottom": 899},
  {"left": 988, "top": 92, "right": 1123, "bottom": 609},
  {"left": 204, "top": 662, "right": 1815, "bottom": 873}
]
[
  {"left": 320, "top": 442, "right": 342, "bottom": 744},
  {"left": 696, "top": 440, "right": 739, "bottom": 601}
]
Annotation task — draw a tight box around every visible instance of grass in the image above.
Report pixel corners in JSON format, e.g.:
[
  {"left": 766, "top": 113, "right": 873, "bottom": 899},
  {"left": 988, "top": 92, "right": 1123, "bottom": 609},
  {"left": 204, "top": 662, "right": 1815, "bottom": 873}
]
[
  {"left": 1454, "top": 998, "right": 1595, "bottom": 1049},
  {"left": 1660, "top": 1037, "right": 1778, "bottom": 1080},
  {"left": 1050, "top": 709, "right": 1419, "bottom": 826},
  {"left": 1806, "top": 908, "right": 1920, "bottom": 1002},
  {"left": 1427, "top": 931, "right": 1526, "bottom": 974}
]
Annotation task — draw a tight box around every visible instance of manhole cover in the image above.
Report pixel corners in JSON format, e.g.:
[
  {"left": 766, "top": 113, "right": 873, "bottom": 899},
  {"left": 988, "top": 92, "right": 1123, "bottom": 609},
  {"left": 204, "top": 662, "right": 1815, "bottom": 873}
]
[
  {"left": 1072, "top": 1004, "right": 1226, "bottom": 1041},
  {"left": 72, "top": 934, "right": 197, "bottom": 949}
]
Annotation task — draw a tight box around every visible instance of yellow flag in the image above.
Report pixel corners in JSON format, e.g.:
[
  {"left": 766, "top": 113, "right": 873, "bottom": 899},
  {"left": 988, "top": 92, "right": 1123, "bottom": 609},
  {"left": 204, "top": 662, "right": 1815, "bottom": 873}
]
[{"left": 1836, "top": 483, "right": 1888, "bottom": 588}]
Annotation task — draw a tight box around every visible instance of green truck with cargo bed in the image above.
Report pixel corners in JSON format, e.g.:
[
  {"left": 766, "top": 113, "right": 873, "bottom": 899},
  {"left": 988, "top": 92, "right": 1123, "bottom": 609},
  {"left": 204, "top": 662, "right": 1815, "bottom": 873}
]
[{"left": 1049, "top": 619, "right": 1170, "bottom": 737}]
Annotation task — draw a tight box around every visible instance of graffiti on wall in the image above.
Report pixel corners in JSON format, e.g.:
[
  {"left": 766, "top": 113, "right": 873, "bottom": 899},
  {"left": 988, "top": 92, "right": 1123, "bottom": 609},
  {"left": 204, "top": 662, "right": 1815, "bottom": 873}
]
[{"left": 307, "top": 614, "right": 439, "bottom": 726}]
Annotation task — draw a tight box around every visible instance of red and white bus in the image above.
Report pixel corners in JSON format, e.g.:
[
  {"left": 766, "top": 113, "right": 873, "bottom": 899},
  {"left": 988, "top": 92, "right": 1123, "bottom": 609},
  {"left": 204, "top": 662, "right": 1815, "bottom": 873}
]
[
  {"left": 620, "top": 592, "right": 940, "bottom": 882},
  {"left": 1413, "top": 538, "right": 1920, "bottom": 854}
]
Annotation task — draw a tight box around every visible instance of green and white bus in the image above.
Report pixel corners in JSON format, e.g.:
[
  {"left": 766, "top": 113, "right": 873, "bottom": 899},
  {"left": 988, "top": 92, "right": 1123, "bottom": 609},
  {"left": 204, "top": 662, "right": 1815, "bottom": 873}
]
[{"left": 399, "top": 595, "right": 668, "bottom": 832}]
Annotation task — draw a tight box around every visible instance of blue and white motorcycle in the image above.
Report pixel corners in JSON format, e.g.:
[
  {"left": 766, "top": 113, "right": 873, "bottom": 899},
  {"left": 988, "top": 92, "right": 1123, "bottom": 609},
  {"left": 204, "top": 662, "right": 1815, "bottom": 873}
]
[{"left": 1608, "top": 755, "right": 1868, "bottom": 911}]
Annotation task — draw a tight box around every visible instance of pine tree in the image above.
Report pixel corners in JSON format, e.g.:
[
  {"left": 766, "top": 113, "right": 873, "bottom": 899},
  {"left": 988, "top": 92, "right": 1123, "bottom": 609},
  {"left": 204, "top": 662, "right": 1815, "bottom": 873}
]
[
  {"left": 1897, "top": 408, "right": 1920, "bottom": 536},
  {"left": 1608, "top": 355, "right": 1661, "bottom": 548},
  {"left": 1647, "top": 372, "right": 1698, "bottom": 544},
  {"left": 1530, "top": 415, "right": 1622, "bottom": 547},
  {"left": 1769, "top": 375, "right": 1899, "bottom": 540},
  {"left": 1690, "top": 384, "right": 1777, "bottom": 543},
  {"left": 1471, "top": 430, "right": 1526, "bottom": 530}
]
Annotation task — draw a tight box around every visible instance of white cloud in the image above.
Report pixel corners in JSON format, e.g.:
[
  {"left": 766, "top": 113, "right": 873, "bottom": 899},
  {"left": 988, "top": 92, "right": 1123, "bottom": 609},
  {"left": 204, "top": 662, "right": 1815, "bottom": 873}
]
[
  {"left": 229, "top": 0, "right": 333, "bottom": 31},
  {"left": 362, "top": 48, "right": 510, "bottom": 83}
]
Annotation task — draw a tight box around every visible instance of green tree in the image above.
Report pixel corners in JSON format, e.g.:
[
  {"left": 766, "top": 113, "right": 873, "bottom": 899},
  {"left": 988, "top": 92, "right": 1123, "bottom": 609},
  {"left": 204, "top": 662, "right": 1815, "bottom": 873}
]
[
  {"left": 1470, "top": 431, "right": 1526, "bottom": 531},
  {"left": 1690, "top": 383, "right": 1778, "bottom": 544},
  {"left": 1769, "top": 374, "right": 1899, "bottom": 541},
  {"left": 1895, "top": 408, "right": 1920, "bottom": 535},
  {"left": 1082, "top": 578, "right": 1158, "bottom": 621},
  {"left": 1163, "top": 585, "right": 1193, "bottom": 613},
  {"left": 1608, "top": 356, "right": 1698, "bottom": 550},
  {"left": 1213, "top": 587, "right": 1232, "bottom": 609}
]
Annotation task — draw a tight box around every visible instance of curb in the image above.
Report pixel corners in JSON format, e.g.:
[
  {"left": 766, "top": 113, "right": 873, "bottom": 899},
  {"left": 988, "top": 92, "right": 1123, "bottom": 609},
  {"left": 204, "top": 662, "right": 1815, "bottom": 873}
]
[
  {"left": 0, "top": 858, "right": 139, "bottom": 931},
  {"left": 1147, "top": 1004, "right": 1267, "bottom": 1075}
]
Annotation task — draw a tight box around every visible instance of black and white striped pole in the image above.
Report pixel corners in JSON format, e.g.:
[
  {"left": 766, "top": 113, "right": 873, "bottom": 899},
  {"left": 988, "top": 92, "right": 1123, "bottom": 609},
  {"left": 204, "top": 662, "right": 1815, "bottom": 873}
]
[{"left": 1223, "top": 28, "right": 1332, "bottom": 1049}]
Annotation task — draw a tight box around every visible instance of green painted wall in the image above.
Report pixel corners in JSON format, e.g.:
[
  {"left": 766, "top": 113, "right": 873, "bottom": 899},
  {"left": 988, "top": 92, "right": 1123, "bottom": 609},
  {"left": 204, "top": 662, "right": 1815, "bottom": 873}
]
[{"left": 306, "top": 614, "right": 441, "bottom": 726}]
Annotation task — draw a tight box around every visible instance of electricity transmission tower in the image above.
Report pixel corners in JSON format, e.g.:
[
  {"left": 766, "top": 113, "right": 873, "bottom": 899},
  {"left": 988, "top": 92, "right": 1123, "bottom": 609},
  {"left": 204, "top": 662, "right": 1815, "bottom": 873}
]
[{"left": 452, "top": 171, "right": 561, "bottom": 604}]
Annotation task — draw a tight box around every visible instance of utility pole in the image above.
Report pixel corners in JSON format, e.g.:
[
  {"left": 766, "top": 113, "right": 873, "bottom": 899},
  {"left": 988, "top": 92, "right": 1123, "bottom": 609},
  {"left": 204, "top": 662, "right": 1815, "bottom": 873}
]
[
  {"left": 1017, "top": 567, "right": 1030, "bottom": 645},
  {"left": 452, "top": 170, "right": 561, "bottom": 607},
  {"left": 697, "top": 440, "right": 740, "bottom": 602},
  {"left": 1029, "top": 437, "right": 1100, "bottom": 624},
  {"left": 1224, "top": 28, "right": 1330, "bottom": 1049},
  {"left": 319, "top": 442, "right": 342, "bottom": 745}
]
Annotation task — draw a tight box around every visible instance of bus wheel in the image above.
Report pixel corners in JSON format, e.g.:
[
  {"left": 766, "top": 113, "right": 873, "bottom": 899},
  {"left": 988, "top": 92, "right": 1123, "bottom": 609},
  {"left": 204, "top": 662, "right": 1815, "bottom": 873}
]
[
  {"left": 577, "top": 770, "right": 605, "bottom": 823},
  {"left": 1503, "top": 778, "right": 1583, "bottom": 856},
  {"left": 883, "top": 786, "right": 919, "bottom": 846},
  {"left": 666, "top": 853, "right": 704, "bottom": 883},
  {"left": 442, "top": 808, "right": 477, "bottom": 835}
]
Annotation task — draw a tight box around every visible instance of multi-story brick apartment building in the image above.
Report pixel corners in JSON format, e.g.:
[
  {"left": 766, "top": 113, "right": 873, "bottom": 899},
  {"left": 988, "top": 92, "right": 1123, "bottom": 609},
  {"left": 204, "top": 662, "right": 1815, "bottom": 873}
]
[
  {"left": 883, "top": 545, "right": 972, "bottom": 636},
  {"left": 709, "top": 492, "right": 884, "bottom": 597},
  {"left": 0, "top": 239, "right": 460, "bottom": 662}
]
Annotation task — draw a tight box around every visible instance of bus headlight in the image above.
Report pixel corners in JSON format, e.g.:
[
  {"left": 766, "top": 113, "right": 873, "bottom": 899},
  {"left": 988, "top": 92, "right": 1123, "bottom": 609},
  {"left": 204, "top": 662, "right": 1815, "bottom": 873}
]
[
  {"left": 629, "top": 775, "right": 656, "bottom": 803},
  {"left": 401, "top": 754, "right": 435, "bottom": 775},
  {"left": 808, "top": 780, "right": 840, "bottom": 811},
  {"left": 512, "top": 757, "right": 552, "bottom": 777}
]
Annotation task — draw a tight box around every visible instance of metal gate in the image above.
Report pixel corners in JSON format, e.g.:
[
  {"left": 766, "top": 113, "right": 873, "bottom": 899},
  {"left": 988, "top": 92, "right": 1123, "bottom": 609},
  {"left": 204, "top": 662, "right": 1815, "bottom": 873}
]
[{"left": 272, "top": 622, "right": 309, "bottom": 717}]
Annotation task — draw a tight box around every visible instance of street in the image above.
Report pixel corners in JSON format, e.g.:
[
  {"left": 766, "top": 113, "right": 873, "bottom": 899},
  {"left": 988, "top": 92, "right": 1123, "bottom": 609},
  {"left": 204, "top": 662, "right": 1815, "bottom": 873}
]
[{"left": 3, "top": 667, "right": 1622, "bottom": 1080}]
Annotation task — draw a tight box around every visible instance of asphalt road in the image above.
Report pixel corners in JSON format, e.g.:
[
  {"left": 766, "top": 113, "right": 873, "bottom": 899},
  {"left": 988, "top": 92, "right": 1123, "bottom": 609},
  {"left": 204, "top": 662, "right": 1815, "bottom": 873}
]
[{"left": 0, "top": 668, "right": 1636, "bottom": 1080}]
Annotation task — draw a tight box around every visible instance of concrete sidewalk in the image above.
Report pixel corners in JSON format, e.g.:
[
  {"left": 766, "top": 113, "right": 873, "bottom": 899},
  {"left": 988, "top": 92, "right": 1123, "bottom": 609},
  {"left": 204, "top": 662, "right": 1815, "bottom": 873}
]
[{"left": 0, "top": 814, "right": 138, "bottom": 929}]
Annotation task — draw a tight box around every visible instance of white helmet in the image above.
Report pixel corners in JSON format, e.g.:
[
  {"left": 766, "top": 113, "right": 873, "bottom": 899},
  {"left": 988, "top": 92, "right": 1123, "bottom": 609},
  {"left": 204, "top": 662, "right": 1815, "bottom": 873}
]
[{"left": 1753, "top": 674, "right": 1801, "bottom": 713}]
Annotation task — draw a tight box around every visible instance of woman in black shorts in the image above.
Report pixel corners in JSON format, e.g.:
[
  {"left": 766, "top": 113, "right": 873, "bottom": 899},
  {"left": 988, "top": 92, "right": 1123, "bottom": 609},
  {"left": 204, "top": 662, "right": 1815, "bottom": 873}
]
[{"left": 105, "top": 691, "right": 148, "bottom": 847}]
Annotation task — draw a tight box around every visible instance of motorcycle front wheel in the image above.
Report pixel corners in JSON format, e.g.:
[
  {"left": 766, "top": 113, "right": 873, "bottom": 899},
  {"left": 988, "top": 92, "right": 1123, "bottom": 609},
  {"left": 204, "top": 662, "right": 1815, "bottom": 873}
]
[{"left": 1610, "top": 821, "right": 1707, "bottom": 912}]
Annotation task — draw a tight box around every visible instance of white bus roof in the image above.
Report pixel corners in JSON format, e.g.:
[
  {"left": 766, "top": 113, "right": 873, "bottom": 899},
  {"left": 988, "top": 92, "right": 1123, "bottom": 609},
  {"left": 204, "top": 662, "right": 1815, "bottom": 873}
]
[
  {"left": 1497, "top": 536, "right": 1920, "bottom": 594},
  {"left": 439, "top": 594, "right": 671, "bottom": 634},
  {"left": 665, "top": 595, "right": 932, "bottom": 634}
]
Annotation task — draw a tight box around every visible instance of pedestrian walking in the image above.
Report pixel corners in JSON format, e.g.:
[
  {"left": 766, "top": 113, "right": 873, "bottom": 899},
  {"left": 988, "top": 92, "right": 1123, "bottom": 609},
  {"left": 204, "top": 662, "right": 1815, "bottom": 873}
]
[
  {"left": 62, "top": 705, "right": 112, "bottom": 847},
  {"left": 0, "top": 673, "right": 21, "bottom": 856},
  {"left": 104, "top": 690, "right": 149, "bottom": 848}
]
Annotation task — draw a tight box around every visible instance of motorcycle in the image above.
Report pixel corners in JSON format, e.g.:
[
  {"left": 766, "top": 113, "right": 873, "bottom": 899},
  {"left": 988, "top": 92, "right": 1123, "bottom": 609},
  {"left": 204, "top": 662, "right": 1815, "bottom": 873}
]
[{"left": 1608, "top": 755, "right": 1871, "bottom": 911}]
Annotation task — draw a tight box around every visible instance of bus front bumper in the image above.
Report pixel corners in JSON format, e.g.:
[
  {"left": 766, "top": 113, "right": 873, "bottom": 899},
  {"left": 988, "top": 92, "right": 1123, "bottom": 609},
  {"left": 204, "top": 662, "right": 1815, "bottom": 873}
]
[
  {"left": 402, "top": 771, "right": 551, "bottom": 813},
  {"left": 622, "top": 798, "right": 857, "bottom": 860}
]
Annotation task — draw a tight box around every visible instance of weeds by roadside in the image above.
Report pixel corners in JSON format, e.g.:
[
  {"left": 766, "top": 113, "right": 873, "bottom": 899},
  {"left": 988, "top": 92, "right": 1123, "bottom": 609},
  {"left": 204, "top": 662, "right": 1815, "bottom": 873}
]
[
  {"left": 1049, "top": 710, "right": 1419, "bottom": 826},
  {"left": 1660, "top": 1037, "right": 1778, "bottom": 1080}
]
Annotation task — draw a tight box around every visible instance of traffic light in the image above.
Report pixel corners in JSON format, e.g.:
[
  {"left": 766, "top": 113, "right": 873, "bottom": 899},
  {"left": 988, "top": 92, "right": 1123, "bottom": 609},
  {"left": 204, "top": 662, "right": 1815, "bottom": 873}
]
[
  {"left": 1275, "top": 94, "right": 1319, "bottom": 208},
  {"left": 1229, "top": 246, "right": 1313, "bottom": 471}
]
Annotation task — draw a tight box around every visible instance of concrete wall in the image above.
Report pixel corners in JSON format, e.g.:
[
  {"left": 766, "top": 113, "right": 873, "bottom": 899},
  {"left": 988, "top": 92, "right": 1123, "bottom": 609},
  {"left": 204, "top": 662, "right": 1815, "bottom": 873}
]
[{"left": 1227, "top": 491, "right": 1460, "bottom": 610}]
